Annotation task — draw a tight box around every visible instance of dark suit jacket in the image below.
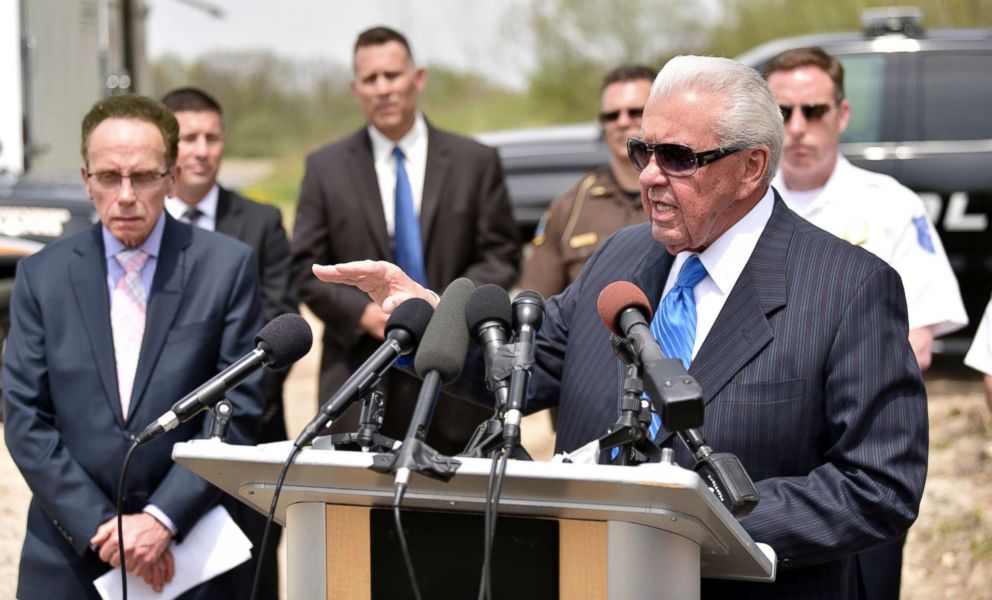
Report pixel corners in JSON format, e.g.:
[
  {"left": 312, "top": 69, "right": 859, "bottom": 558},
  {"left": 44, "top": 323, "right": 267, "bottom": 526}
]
[
  {"left": 523, "top": 195, "right": 928, "bottom": 599},
  {"left": 2, "top": 215, "right": 265, "bottom": 599},
  {"left": 215, "top": 186, "right": 297, "bottom": 443},
  {"left": 292, "top": 122, "right": 520, "bottom": 453}
]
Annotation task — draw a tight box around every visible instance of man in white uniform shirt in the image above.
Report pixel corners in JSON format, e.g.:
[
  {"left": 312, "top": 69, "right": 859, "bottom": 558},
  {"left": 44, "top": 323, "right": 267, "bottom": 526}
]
[
  {"left": 764, "top": 46, "right": 966, "bottom": 373},
  {"left": 764, "top": 45, "right": 966, "bottom": 600},
  {"left": 964, "top": 296, "right": 992, "bottom": 414}
]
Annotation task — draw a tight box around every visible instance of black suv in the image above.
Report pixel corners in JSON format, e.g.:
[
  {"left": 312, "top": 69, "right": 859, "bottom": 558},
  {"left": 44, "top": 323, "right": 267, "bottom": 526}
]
[
  {"left": 0, "top": 176, "right": 96, "bottom": 418},
  {"left": 482, "top": 10, "right": 992, "bottom": 355}
]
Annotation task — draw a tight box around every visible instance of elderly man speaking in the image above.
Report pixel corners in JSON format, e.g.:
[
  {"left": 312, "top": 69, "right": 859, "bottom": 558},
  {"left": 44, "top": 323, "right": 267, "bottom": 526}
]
[{"left": 313, "top": 56, "right": 927, "bottom": 599}]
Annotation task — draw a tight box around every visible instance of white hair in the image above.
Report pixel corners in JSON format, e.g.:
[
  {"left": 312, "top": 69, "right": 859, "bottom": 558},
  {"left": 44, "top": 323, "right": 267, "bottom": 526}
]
[{"left": 650, "top": 55, "right": 784, "bottom": 184}]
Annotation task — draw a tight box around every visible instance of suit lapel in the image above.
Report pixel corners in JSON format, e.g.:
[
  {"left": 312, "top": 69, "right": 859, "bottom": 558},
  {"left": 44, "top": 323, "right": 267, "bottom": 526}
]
[
  {"left": 348, "top": 131, "right": 391, "bottom": 259},
  {"left": 655, "top": 197, "right": 793, "bottom": 445},
  {"left": 419, "top": 124, "right": 449, "bottom": 251},
  {"left": 214, "top": 187, "right": 243, "bottom": 239},
  {"left": 69, "top": 226, "right": 125, "bottom": 426},
  {"left": 128, "top": 216, "right": 191, "bottom": 419}
]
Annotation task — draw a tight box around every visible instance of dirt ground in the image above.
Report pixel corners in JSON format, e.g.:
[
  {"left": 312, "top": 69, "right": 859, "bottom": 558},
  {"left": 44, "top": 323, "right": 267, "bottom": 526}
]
[{"left": 1, "top": 313, "right": 990, "bottom": 599}]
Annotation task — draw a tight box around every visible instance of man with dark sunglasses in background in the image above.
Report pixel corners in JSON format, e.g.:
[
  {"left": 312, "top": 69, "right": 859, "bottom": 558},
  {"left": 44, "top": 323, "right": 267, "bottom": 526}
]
[
  {"left": 764, "top": 47, "right": 966, "bottom": 373},
  {"left": 517, "top": 65, "right": 654, "bottom": 298},
  {"left": 764, "top": 46, "right": 966, "bottom": 600}
]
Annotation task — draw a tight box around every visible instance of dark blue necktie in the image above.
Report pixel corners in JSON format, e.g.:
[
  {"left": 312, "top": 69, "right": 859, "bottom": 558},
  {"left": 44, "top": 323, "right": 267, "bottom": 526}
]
[
  {"left": 392, "top": 146, "right": 428, "bottom": 286},
  {"left": 647, "top": 255, "right": 708, "bottom": 439}
]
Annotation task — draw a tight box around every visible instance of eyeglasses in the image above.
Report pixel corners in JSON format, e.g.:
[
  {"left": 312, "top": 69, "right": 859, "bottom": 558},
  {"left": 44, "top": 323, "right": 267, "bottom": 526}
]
[
  {"left": 86, "top": 169, "right": 171, "bottom": 192},
  {"left": 779, "top": 103, "right": 831, "bottom": 123},
  {"left": 598, "top": 107, "right": 644, "bottom": 123},
  {"left": 627, "top": 138, "right": 743, "bottom": 176}
]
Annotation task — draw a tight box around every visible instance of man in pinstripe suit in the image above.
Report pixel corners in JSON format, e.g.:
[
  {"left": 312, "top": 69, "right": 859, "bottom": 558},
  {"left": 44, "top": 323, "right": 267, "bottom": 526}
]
[{"left": 314, "top": 55, "right": 928, "bottom": 599}]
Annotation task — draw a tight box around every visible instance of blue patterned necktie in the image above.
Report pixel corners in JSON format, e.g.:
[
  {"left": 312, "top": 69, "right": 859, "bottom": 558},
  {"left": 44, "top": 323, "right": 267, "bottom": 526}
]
[
  {"left": 647, "top": 254, "right": 708, "bottom": 439},
  {"left": 392, "top": 146, "right": 428, "bottom": 286}
]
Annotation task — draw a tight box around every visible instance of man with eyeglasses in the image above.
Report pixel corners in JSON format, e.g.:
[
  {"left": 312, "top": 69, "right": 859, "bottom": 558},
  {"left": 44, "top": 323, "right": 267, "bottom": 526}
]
[
  {"left": 314, "top": 55, "right": 927, "bottom": 598},
  {"left": 764, "top": 47, "right": 966, "bottom": 375},
  {"left": 518, "top": 65, "right": 653, "bottom": 298},
  {"left": 2, "top": 94, "right": 264, "bottom": 599}
]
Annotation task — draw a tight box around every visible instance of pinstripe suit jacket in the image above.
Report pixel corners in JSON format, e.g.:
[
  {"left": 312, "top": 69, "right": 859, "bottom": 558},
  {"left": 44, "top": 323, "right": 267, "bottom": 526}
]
[{"left": 527, "top": 193, "right": 928, "bottom": 598}]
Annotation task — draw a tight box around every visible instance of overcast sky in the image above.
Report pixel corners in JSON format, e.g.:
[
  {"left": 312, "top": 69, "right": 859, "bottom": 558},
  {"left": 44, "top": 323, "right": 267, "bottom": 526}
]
[{"left": 145, "top": 0, "right": 535, "bottom": 88}]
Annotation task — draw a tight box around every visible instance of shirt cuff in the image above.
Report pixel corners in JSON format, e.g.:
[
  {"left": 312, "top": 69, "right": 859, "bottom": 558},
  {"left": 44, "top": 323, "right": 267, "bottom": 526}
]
[{"left": 143, "top": 504, "right": 178, "bottom": 536}]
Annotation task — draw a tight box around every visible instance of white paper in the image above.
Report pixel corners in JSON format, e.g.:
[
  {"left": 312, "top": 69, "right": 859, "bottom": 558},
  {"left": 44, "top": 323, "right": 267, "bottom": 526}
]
[
  {"left": 93, "top": 505, "right": 253, "bottom": 600},
  {"left": 551, "top": 438, "right": 601, "bottom": 464}
]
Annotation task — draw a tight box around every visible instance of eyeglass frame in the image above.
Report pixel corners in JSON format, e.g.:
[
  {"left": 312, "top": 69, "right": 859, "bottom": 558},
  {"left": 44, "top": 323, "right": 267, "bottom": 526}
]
[
  {"left": 778, "top": 103, "right": 833, "bottom": 123},
  {"left": 85, "top": 168, "right": 173, "bottom": 191},
  {"left": 626, "top": 137, "right": 745, "bottom": 177}
]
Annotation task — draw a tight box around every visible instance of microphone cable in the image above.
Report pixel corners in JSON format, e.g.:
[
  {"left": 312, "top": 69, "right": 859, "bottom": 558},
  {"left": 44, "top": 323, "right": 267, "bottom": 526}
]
[
  {"left": 248, "top": 443, "right": 302, "bottom": 600},
  {"left": 391, "top": 482, "right": 424, "bottom": 600},
  {"left": 114, "top": 441, "right": 140, "bottom": 600},
  {"left": 477, "top": 444, "right": 510, "bottom": 600}
]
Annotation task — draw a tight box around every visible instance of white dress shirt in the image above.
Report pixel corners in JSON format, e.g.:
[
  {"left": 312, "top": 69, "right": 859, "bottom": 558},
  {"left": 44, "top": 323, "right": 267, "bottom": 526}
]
[
  {"left": 663, "top": 187, "right": 774, "bottom": 360},
  {"left": 368, "top": 114, "right": 429, "bottom": 236},
  {"left": 166, "top": 184, "right": 219, "bottom": 231}
]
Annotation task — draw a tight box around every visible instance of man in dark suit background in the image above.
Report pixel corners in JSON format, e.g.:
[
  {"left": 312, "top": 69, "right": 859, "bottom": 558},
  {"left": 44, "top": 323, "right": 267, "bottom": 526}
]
[
  {"left": 161, "top": 87, "right": 297, "bottom": 600},
  {"left": 315, "top": 55, "right": 928, "bottom": 599},
  {"left": 292, "top": 26, "right": 520, "bottom": 455},
  {"left": 2, "top": 94, "right": 264, "bottom": 598}
]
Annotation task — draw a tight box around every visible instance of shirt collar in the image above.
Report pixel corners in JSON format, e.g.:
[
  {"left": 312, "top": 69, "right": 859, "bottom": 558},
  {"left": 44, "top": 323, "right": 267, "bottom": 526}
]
[
  {"left": 165, "top": 183, "right": 219, "bottom": 221},
  {"left": 103, "top": 211, "right": 166, "bottom": 260},
  {"left": 684, "top": 186, "right": 775, "bottom": 295},
  {"left": 368, "top": 113, "right": 427, "bottom": 164}
]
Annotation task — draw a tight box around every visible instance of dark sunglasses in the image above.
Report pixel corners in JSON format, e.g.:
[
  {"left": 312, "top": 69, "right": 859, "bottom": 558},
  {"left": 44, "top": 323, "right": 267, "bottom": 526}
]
[
  {"left": 598, "top": 107, "right": 644, "bottom": 123},
  {"left": 627, "top": 138, "right": 743, "bottom": 176},
  {"left": 779, "top": 103, "right": 831, "bottom": 122}
]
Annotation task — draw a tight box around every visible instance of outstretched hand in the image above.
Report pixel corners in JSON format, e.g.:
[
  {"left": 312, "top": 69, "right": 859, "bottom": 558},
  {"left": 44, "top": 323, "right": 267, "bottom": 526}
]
[{"left": 313, "top": 260, "right": 438, "bottom": 312}]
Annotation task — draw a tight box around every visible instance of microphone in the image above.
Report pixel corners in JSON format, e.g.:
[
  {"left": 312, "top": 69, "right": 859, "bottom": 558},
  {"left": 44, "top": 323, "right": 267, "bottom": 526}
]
[
  {"left": 390, "top": 278, "right": 474, "bottom": 487},
  {"left": 294, "top": 298, "right": 435, "bottom": 448},
  {"left": 465, "top": 284, "right": 513, "bottom": 408},
  {"left": 135, "top": 313, "right": 313, "bottom": 446},
  {"left": 502, "top": 290, "right": 544, "bottom": 446},
  {"left": 597, "top": 280, "right": 704, "bottom": 432}
]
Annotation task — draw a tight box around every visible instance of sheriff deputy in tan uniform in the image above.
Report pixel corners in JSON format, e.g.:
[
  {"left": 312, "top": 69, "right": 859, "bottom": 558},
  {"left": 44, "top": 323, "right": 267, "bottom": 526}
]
[{"left": 518, "top": 65, "right": 654, "bottom": 298}]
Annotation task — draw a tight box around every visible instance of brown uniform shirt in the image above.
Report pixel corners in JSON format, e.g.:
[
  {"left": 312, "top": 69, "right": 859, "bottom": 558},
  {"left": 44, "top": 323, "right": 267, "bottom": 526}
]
[{"left": 517, "top": 166, "right": 647, "bottom": 298}]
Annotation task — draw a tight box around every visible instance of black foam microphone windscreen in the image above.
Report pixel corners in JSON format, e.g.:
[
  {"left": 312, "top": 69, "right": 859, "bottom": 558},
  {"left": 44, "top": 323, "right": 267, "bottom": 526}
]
[
  {"left": 255, "top": 313, "right": 313, "bottom": 369},
  {"left": 465, "top": 284, "right": 512, "bottom": 334},
  {"left": 414, "top": 278, "right": 475, "bottom": 383},
  {"left": 385, "top": 297, "right": 436, "bottom": 349}
]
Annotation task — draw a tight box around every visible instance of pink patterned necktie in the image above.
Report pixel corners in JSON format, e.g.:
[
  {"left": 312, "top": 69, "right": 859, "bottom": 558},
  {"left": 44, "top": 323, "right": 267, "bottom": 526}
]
[{"left": 111, "top": 248, "right": 149, "bottom": 419}]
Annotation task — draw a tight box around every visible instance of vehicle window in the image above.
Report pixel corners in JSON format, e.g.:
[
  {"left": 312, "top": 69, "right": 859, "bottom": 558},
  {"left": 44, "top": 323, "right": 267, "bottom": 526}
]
[
  {"left": 839, "top": 54, "right": 886, "bottom": 144},
  {"left": 917, "top": 52, "right": 992, "bottom": 141}
]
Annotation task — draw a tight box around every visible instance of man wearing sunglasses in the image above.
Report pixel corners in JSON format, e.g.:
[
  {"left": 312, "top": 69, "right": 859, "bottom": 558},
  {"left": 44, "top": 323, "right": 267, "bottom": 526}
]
[
  {"left": 764, "top": 47, "right": 966, "bottom": 378},
  {"left": 518, "top": 65, "right": 653, "bottom": 298},
  {"left": 314, "top": 55, "right": 927, "bottom": 599}
]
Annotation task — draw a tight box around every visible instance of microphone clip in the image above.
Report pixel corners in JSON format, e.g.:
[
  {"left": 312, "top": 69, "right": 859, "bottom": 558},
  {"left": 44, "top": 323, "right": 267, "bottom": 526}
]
[
  {"left": 321, "top": 391, "right": 399, "bottom": 453},
  {"left": 208, "top": 399, "right": 234, "bottom": 441},
  {"left": 598, "top": 360, "right": 662, "bottom": 465}
]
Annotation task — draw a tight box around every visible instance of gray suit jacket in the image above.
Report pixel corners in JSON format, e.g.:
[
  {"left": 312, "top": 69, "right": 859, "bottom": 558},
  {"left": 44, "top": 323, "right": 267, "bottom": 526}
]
[
  {"left": 2, "top": 215, "right": 265, "bottom": 599},
  {"left": 525, "top": 194, "right": 927, "bottom": 598}
]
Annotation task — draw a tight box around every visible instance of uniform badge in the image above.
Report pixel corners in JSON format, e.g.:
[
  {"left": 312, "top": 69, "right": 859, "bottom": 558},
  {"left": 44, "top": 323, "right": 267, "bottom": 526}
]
[
  {"left": 568, "top": 232, "right": 598, "bottom": 249},
  {"left": 531, "top": 211, "right": 550, "bottom": 247},
  {"left": 911, "top": 215, "right": 935, "bottom": 254}
]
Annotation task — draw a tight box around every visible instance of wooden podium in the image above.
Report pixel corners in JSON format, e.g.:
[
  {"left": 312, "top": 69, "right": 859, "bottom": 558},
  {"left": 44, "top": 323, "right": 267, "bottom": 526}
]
[{"left": 174, "top": 440, "right": 775, "bottom": 599}]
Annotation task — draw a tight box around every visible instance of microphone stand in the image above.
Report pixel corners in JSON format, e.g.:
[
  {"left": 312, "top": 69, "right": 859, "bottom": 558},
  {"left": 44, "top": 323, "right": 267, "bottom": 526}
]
[
  {"left": 598, "top": 336, "right": 662, "bottom": 465},
  {"left": 324, "top": 391, "right": 399, "bottom": 453},
  {"left": 460, "top": 344, "right": 532, "bottom": 460}
]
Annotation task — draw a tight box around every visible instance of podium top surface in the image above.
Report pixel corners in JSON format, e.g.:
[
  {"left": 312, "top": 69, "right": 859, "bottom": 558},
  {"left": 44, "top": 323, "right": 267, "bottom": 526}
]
[{"left": 174, "top": 440, "right": 775, "bottom": 582}]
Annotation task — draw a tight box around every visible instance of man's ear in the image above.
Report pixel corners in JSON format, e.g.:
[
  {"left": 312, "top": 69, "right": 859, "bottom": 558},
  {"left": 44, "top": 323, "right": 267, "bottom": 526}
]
[{"left": 737, "top": 146, "right": 770, "bottom": 200}]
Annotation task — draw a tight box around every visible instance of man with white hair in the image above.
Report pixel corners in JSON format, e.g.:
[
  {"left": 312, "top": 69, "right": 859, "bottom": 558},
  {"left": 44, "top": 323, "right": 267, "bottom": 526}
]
[{"left": 315, "top": 55, "right": 928, "bottom": 598}]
